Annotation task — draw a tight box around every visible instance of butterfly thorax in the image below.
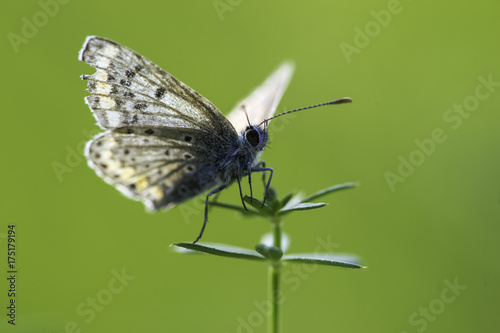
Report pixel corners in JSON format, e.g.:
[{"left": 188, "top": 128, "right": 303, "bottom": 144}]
[{"left": 216, "top": 125, "right": 268, "bottom": 184}]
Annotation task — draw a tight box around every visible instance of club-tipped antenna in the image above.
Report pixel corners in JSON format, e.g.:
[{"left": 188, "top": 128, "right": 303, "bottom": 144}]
[
  {"left": 259, "top": 97, "right": 352, "bottom": 126},
  {"left": 241, "top": 104, "right": 252, "bottom": 127}
]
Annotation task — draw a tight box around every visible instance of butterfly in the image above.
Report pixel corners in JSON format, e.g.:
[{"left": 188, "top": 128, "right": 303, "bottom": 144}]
[{"left": 79, "top": 36, "right": 351, "bottom": 243}]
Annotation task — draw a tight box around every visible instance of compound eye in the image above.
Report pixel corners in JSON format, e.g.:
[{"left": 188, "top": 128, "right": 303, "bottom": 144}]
[{"left": 245, "top": 128, "right": 260, "bottom": 147}]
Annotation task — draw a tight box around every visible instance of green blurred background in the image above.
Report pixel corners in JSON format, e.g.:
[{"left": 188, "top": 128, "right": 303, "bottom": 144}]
[{"left": 1, "top": 0, "right": 499, "bottom": 332}]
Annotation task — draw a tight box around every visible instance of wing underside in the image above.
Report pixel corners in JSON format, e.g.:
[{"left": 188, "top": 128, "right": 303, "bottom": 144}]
[{"left": 226, "top": 62, "right": 294, "bottom": 134}]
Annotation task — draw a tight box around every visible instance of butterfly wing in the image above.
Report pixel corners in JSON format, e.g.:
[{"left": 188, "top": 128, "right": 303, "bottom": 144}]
[
  {"left": 226, "top": 62, "right": 294, "bottom": 133},
  {"left": 86, "top": 130, "right": 221, "bottom": 211},
  {"left": 79, "top": 36, "right": 237, "bottom": 139},
  {"left": 79, "top": 36, "right": 236, "bottom": 210}
]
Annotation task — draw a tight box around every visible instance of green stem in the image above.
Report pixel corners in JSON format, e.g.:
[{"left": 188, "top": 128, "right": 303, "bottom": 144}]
[{"left": 268, "top": 216, "right": 283, "bottom": 333}]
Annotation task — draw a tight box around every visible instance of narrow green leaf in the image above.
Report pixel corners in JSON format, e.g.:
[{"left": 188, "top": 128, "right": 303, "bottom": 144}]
[
  {"left": 243, "top": 195, "right": 274, "bottom": 215},
  {"left": 280, "top": 191, "right": 295, "bottom": 207},
  {"left": 264, "top": 186, "right": 283, "bottom": 211},
  {"left": 301, "top": 182, "right": 357, "bottom": 203},
  {"left": 173, "top": 243, "right": 266, "bottom": 262},
  {"left": 279, "top": 202, "right": 327, "bottom": 214},
  {"left": 266, "top": 187, "right": 279, "bottom": 204},
  {"left": 243, "top": 195, "right": 264, "bottom": 209},
  {"left": 287, "top": 253, "right": 363, "bottom": 265},
  {"left": 208, "top": 201, "right": 259, "bottom": 216},
  {"left": 282, "top": 253, "right": 364, "bottom": 269}
]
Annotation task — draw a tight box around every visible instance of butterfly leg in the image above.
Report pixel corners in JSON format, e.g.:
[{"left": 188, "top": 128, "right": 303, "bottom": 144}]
[
  {"left": 250, "top": 165, "right": 273, "bottom": 207},
  {"left": 193, "top": 184, "right": 227, "bottom": 244},
  {"left": 253, "top": 161, "right": 268, "bottom": 188},
  {"left": 247, "top": 163, "right": 254, "bottom": 203},
  {"left": 248, "top": 161, "right": 268, "bottom": 203},
  {"left": 237, "top": 175, "right": 248, "bottom": 211},
  {"left": 208, "top": 191, "right": 222, "bottom": 212}
]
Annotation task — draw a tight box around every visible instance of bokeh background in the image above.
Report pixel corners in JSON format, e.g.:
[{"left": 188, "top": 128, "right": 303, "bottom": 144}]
[{"left": 1, "top": 0, "right": 499, "bottom": 332}]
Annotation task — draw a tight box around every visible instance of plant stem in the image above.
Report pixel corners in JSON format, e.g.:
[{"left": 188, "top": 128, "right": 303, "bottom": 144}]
[{"left": 268, "top": 216, "right": 283, "bottom": 333}]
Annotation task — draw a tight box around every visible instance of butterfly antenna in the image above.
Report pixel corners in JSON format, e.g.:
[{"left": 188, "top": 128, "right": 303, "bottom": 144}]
[
  {"left": 241, "top": 104, "right": 252, "bottom": 127},
  {"left": 259, "top": 97, "right": 352, "bottom": 126}
]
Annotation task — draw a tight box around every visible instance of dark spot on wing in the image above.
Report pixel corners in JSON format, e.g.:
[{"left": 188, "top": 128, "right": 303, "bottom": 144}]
[
  {"left": 155, "top": 87, "right": 166, "bottom": 99},
  {"left": 107, "top": 74, "right": 115, "bottom": 82},
  {"left": 134, "top": 103, "right": 147, "bottom": 110},
  {"left": 120, "top": 79, "right": 131, "bottom": 86},
  {"left": 115, "top": 99, "right": 124, "bottom": 108},
  {"left": 124, "top": 149, "right": 130, "bottom": 155},
  {"left": 96, "top": 141, "right": 102, "bottom": 147},
  {"left": 123, "top": 91, "right": 135, "bottom": 98},
  {"left": 184, "top": 135, "right": 192, "bottom": 142},
  {"left": 127, "top": 128, "right": 134, "bottom": 134},
  {"left": 134, "top": 65, "right": 143, "bottom": 72},
  {"left": 129, "top": 184, "right": 136, "bottom": 190},
  {"left": 132, "top": 114, "right": 139, "bottom": 124},
  {"left": 125, "top": 70, "right": 135, "bottom": 78},
  {"left": 110, "top": 86, "right": 118, "bottom": 94},
  {"left": 145, "top": 129, "right": 154, "bottom": 135},
  {"left": 94, "top": 153, "right": 101, "bottom": 159},
  {"left": 100, "top": 163, "right": 107, "bottom": 169},
  {"left": 164, "top": 149, "right": 169, "bottom": 156},
  {"left": 88, "top": 81, "right": 96, "bottom": 89},
  {"left": 178, "top": 186, "right": 188, "bottom": 195},
  {"left": 184, "top": 154, "right": 192, "bottom": 159},
  {"left": 186, "top": 165, "right": 194, "bottom": 172}
]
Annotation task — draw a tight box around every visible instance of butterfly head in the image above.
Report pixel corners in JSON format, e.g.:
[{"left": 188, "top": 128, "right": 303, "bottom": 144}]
[{"left": 243, "top": 125, "right": 268, "bottom": 151}]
